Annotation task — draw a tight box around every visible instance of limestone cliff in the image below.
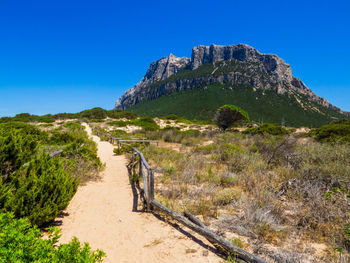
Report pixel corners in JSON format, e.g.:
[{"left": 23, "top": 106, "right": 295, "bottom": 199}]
[{"left": 115, "top": 44, "right": 345, "bottom": 115}]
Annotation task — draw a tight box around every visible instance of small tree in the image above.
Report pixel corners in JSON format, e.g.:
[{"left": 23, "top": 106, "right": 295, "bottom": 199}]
[{"left": 214, "top": 104, "right": 249, "bottom": 130}]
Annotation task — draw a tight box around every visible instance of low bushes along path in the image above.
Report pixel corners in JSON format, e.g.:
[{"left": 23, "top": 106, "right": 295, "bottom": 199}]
[{"left": 57, "top": 123, "right": 221, "bottom": 263}]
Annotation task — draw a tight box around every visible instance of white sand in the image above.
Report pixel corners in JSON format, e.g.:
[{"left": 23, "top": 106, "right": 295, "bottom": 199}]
[{"left": 58, "top": 123, "right": 222, "bottom": 263}]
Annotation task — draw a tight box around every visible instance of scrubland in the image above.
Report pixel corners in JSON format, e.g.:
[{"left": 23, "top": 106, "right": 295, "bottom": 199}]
[
  {"left": 93, "top": 116, "right": 350, "bottom": 263},
  {"left": 2, "top": 107, "right": 349, "bottom": 262}
]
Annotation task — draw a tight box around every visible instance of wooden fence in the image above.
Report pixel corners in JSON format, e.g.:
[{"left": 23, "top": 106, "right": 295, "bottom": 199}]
[
  {"left": 128, "top": 147, "right": 267, "bottom": 263},
  {"left": 92, "top": 126, "right": 267, "bottom": 263},
  {"left": 93, "top": 129, "right": 158, "bottom": 146}
]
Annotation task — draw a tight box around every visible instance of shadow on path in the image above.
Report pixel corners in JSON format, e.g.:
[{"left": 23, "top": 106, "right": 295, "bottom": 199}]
[
  {"left": 151, "top": 212, "right": 226, "bottom": 259},
  {"left": 41, "top": 212, "right": 70, "bottom": 232},
  {"left": 127, "top": 165, "right": 145, "bottom": 213}
]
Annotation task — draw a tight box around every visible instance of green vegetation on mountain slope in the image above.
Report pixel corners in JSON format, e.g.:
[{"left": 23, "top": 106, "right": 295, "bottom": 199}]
[
  {"left": 127, "top": 83, "right": 346, "bottom": 127},
  {"left": 145, "top": 60, "right": 270, "bottom": 91}
]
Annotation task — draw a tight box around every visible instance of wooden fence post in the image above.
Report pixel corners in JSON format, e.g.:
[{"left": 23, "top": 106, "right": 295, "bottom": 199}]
[
  {"left": 140, "top": 158, "right": 150, "bottom": 210},
  {"left": 132, "top": 152, "right": 136, "bottom": 180},
  {"left": 149, "top": 169, "right": 154, "bottom": 208}
]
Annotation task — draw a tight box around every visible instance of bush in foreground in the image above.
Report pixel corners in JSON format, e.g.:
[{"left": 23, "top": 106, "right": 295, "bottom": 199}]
[
  {"left": 1, "top": 154, "right": 78, "bottom": 226},
  {"left": 0, "top": 212, "right": 105, "bottom": 262},
  {"left": 0, "top": 121, "right": 101, "bottom": 226}
]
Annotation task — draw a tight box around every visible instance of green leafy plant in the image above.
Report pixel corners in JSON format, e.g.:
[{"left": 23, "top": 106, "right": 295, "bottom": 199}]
[{"left": 0, "top": 212, "right": 105, "bottom": 262}]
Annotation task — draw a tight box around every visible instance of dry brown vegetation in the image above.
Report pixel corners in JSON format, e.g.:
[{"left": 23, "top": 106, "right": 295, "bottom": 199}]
[{"left": 138, "top": 131, "right": 350, "bottom": 262}]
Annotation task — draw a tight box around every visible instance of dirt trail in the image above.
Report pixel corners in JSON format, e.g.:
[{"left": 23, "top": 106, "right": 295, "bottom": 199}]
[{"left": 58, "top": 124, "right": 222, "bottom": 263}]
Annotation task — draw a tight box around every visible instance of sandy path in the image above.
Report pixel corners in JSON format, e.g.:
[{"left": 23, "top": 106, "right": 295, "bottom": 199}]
[{"left": 58, "top": 124, "right": 222, "bottom": 263}]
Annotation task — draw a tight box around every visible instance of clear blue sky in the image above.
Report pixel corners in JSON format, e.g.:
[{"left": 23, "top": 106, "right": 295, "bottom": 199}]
[{"left": 1, "top": 0, "right": 349, "bottom": 116}]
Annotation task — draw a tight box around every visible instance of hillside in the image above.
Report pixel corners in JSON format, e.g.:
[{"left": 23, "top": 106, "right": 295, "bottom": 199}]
[
  {"left": 127, "top": 83, "right": 345, "bottom": 128},
  {"left": 116, "top": 44, "right": 349, "bottom": 127}
]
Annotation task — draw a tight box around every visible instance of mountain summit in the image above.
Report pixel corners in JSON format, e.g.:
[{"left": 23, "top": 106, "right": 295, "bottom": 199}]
[{"left": 116, "top": 44, "right": 348, "bottom": 126}]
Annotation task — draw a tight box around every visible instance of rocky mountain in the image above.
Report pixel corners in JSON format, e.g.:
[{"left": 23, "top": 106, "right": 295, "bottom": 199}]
[{"left": 115, "top": 44, "right": 349, "bottom": 126}]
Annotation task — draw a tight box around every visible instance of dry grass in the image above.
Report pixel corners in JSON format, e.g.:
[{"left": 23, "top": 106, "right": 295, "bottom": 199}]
[{"left": 138, "top": 130, "right": 350, "bottom": 262}]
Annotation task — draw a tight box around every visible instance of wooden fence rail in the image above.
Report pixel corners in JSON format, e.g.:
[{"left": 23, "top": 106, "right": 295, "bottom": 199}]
[
  {"left": 129, "top": 147, "right": 267, "bottom": 263},
  {"left": 92, "top": 128, "right": 158, "bottom": 146}
]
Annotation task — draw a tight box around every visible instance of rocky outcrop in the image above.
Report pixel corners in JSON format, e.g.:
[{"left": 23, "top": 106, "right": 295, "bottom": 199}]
[
  {"left": 138, "top": 54, "right": 190, "bottom": 87},
  {"left": 115, "top": 44, "right": 345, "bottom": 115},
  {"left": 191, "top": 44, "right": 290, "bottom": 76},
  {"left": 116, "top": 54, "right": 189, "bottom": 108}
]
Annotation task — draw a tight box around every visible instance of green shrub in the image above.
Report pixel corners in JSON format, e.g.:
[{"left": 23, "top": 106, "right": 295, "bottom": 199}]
[
  {"left": 107, "top": 110, "right": 138, "bottom": 120},
  {"left": 111, "top": 129, "right": 128, "bottom": 138},
  {"left": 63, "top": 121, "right": 81, "bottom": 129},
  {"left": 330, "top": 119, "right": 350, "bottom": 125},
  {"left": 175, "top": 117, "right": 213, "bottom": 125},
  {"left": 48, "top": 123, "right": 86, "bottom": 146},
  {"left": 0, "top": 122, "right": 100, "bottom": 226},
  {"left": 244, "top": 123, "right": 289, "bottom": 135},
  {"left": 113, "top": 147, "right": 124, "bottom": 155},
  {"left": 0, "top": 122, "right": 45, "bottom": 175},
  {"left": 49, "top": 131, "right": 77, "bottom": 145},
  {"left": 214, "top": 104, "right": 249, "bottom": 130},
  {"left": 161, "top": 114, "right": 179, "bottom": 120},
  {"left": 2, "top": 154, "right": 78, "bottom": 226},
  {"left": 78, "top": 107, "right": 107, "bottom": 120},
  {"left": 52, "top": 112, "right": 78, "bottom": 120},
  {"left": 0, "top": 212, "right": 105, "bottom": 262},
  {"left": 0, "top": 113, "right": 55, "bottom": 123},
  {"left": 107, "top": 117, "right": 159, "bottom": 131},
  {"left": 113, "top": 144, "right": 134, "bottom": 155},
  {"left": 107, "top": 120, "right": 129, "bottom": 127},
  {"left": 308, "top": 121, "right": 350, "bottom": 143},
  {"left": 133, "top": 117, "right": 159, "bottom": 131}
]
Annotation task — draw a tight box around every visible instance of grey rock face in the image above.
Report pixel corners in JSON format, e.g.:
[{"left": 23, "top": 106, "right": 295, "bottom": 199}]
[
  {"left": 116, "top": 54, "right": 189, "bottom": 109},
  {"left": 190, "top": 44, "right": 293, "bottom": 94},
  {"left": 115, "top": 44, "right": 344, "bottom": 115},
  {"left": 192, "top": 44, "right": 287, "bottom": 73}
]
